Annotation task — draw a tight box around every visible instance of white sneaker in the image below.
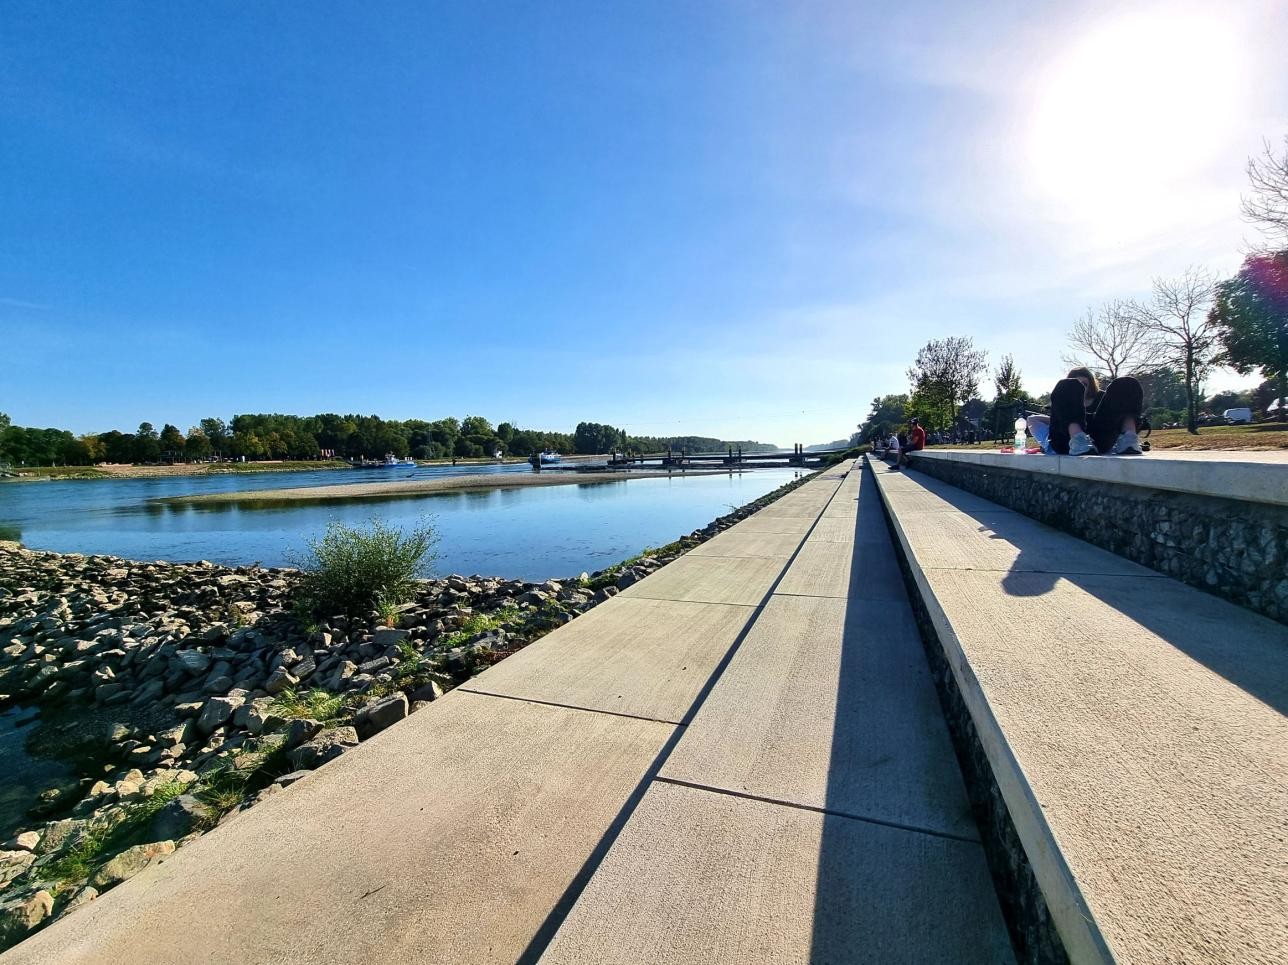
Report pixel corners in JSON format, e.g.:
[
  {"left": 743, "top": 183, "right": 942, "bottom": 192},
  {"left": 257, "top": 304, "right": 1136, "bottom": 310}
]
[
  {"left": 1109, "top": 431, "right": 1143, "bottom": 455},
  {"left": 1068, "top": 432, "right": 1098, "bottom": 456}
]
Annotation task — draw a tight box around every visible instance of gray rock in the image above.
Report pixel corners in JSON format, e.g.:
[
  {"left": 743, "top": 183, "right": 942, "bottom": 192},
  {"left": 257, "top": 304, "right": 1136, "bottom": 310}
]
[
  {"left": 0, "top": 850, "right": 36, "bottom": 888},
  {"left": 371, "top": 627, "right": 409, "bottom": 647},
  {"left": 147, "top": 794, "right": 211, "bottom": 841},
  {"left": 282, "top": 717, "right": 322, "bottom": 749},
  {"left": 265, "top": 666, "right": 297, "bottom": 695},
  {"left": 196, "top": 694, "right": 245, "bottom": 735},
  {"left": 173, "top": 650, "right": 212, "bottom": 676},
  {"left": 88, "top": 840, "right": 175, "bottom": 889},
  {"left": 58, "top": 885, "right": 98, "bottom": 916},
  {"left": 0, "top": 890, "right": 54, "bottom": 945},
  {"left": 409, "top": 680, "right": 445, "bottom": 703},
  {"left": 36, "top": 819, "right": 86, "bottom": 856},
  {"left": 287, "top": 726, "right": 359, "bottom": 770},
  {"left": 274, "top": 770, "right": 311, "bottom": 788},
  {"left": 6, "top": 831, "right": 40, "bottom": 852},
  {"left": 355, "top": 693, "right": 408, "bottom": 740}
]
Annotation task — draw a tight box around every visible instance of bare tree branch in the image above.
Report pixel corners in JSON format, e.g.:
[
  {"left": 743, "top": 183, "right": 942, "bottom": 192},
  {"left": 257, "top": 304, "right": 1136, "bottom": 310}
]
[
  {"left": 1063, "top": 298, "right": 1160, "bottom": 380},
  {"left": 1131, "top": 266, "right": 1219, "bottom": 433},
  {"left": 1242, "top": 135, "right": 1288, "bottom": 249}
]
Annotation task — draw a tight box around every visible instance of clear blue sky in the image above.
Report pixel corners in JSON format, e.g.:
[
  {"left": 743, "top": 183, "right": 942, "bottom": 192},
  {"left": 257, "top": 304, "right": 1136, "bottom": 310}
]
[{"left": 2, "top": 1, "right": 1284, "bottom": 445}]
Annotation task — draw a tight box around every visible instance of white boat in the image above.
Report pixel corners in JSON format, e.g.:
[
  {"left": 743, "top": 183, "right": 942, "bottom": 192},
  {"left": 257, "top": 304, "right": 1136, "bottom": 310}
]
[
  {"left": 539, "top": 450, "right": 561, "bottom": 465},
  {"left": 382, "top": 453, "right": 400, "bottom": 467}
]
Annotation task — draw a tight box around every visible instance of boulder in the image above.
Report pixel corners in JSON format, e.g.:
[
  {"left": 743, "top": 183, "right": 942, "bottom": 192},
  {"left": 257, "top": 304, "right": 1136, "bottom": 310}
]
[
  {"left": 173, "top": 650, "right": 212, "bottom": 676},
  {"left": 88, "top": 840, "right": 175, "bottom": 889},
  {"left": 265, "top": 666, "right": 297, "bottom": 695},
  {"left": 0, "top": 890, "right": 53, "bottom": 946},
  {"left": 196, "top": 694, "right": 244, "bottom": 735},
  {"left": 6, "top": 831, "right": 40, "bottom": 853},
  {"left": 287, "top": 726, "right": 359, "bottom": 770},
  {"left": 409, "top": 680, "right": 445, "bottom": 703},
  {"left": 282, "top": 717, "right": 322, "bottom": 749},
  {"left": 37, "top": 819, "right": 86, "bottom": 855},
  {"left": 148, "top": 795, "right": 212, "bottom": 841},
  {"left": 355, "top": 694, "right": 408, "bottom": 740},
  {"left": 371, "top": 627, "right": 408, "bottom": 647},
  {"left": 58, "top": 885, "right": 98, "bottom": 916},
  {"left": 0, "top": 851, "right": 36, "bottom": 888}
]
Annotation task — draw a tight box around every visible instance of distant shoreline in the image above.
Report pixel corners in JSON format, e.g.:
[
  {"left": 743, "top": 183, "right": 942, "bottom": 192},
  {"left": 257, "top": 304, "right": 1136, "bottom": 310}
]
[
  {"left": 0, "top": 456, "right": 593, "bottom": 483},
  {"left": 158, "top": 467, "right": 738, "bottom": 507}
]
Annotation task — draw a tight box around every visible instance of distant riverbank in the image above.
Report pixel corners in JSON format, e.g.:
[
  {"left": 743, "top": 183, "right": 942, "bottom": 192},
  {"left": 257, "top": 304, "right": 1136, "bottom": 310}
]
[
  {"left": 159, "top": 468, "right": 734, "bottom": 507},
  {"left": 2, "top": 457, "right": 553, "bottom": 483}
]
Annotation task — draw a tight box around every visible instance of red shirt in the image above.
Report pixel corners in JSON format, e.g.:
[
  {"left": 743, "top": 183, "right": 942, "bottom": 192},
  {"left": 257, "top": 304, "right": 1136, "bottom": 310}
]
[{"left": 910, "top": 425, "right": 926, "bottom": 450}]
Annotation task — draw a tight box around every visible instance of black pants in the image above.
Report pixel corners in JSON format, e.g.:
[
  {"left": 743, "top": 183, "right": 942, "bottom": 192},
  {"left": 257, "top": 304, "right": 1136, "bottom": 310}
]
[{"left": 1048, "top": 377, "right": 1143, "bottom": 454}]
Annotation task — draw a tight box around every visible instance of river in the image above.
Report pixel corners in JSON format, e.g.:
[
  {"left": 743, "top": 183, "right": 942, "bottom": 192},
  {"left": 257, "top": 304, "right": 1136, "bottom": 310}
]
[{"left": 0, "top": 463, "right": 805, "bottom": 581}]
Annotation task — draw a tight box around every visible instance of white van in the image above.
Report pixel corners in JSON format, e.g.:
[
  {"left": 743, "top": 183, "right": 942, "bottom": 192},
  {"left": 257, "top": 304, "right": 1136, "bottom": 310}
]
[{"left": 1224, "top": 407, "right": 1253, "bottom": 424}]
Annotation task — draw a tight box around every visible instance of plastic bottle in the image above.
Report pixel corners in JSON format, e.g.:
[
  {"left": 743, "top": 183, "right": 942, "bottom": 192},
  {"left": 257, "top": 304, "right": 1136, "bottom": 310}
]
[{"left": 1013, "top": 416, "right": 1027, "bottom": 453}]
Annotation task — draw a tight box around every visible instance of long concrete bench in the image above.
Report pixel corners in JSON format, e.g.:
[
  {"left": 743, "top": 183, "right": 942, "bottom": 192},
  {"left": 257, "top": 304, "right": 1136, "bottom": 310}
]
[
  {"left": 6, "top": 462, "right": 1015, "bottom": 964},
  {"left": 868, "top": 455, "right": 1288, "bottom": 964},
  {"left": 905, "top": 448, "right": 1288, "bottom": 625}
]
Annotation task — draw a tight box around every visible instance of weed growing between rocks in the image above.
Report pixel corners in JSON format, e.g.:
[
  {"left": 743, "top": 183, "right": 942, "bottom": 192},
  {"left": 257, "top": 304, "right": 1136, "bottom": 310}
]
[{"left": 0, "top": 468, "right": 822, "bottom": 949}]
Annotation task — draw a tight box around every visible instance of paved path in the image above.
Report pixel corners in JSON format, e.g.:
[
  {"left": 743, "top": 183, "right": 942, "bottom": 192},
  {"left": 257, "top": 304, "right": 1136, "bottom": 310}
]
[
  {"left": 8, "top": 461, "right": 1012, "bottom": 964},
  {"left": 869, "top": 456, "right": 1288, "bottom": 964}
]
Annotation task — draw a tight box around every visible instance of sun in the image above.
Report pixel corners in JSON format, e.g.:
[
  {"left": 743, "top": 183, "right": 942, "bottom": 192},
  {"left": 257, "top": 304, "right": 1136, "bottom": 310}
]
[{"left": 1024, "top": 8, "right": 1246, "bottom": 231}]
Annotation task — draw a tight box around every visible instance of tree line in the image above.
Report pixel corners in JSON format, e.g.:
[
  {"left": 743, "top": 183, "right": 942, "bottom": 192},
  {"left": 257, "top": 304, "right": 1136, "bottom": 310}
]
[
  {"left": 0, "top": 411, "right": 775, "bottom": 468},
  {"left": 858, "top": 133, "right": 1288, "bottom": 440}
]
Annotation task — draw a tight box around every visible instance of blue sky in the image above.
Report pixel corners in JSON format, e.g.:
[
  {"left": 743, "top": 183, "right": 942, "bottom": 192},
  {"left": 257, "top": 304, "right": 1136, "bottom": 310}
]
[{"left": 2, "top": 0, "right": 1285, "bottom": 446}]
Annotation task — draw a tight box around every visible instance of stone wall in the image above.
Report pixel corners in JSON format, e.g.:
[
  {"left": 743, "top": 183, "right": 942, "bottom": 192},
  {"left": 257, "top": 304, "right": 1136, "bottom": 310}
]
[{"left": 910, "top": 454, "right": 1288, "bottom": 626}]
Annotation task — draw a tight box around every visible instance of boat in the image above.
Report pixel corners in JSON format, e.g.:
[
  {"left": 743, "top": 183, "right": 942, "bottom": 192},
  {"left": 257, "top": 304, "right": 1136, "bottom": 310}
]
[
  {"left": 539, "top": 450, "right": 562, "bottom": 465},
  {"left": 382, "top": 453, "right": 401, "bottom": 467}
]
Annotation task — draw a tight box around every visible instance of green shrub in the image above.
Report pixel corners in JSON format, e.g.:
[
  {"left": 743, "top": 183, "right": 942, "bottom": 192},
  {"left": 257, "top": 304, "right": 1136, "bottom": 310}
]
[
  {"left": 269, "top": 688, "right": 345, "bottom": 721},
  {"left": 292, "top": 518, "right": 438, "bottom": 620}
]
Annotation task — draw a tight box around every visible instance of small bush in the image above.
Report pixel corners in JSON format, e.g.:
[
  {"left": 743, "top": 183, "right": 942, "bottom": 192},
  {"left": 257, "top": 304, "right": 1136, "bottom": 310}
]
[{"left": 292, "top": 518, "right": 438, "bottom": 620}]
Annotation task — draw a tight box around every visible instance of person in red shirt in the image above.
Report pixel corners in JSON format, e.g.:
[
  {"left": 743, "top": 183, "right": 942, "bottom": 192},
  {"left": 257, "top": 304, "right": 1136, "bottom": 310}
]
[{"left": 897, "top": 417, "right": 926, "bottom": 469}]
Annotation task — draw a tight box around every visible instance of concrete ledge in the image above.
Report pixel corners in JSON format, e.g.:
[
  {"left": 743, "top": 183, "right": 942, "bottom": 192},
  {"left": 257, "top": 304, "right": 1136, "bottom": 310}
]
[
  {"left": 908, "top": 448, "right": 1288, "bottom": 625},
  {"left": 868, "top": 455, "right": 1288, "bottom": 965},
  {"left": 912, "top": 448, "right": 1288, "bottom": 506}
]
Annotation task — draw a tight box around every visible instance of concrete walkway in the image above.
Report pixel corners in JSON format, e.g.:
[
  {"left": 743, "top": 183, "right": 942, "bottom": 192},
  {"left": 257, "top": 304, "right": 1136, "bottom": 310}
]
[
  {"left": 868, "top": 456, "right": 1288, "bottom": 964},
  {"left": 8, "top": 461, "right": 1013, "bottom": 964}
]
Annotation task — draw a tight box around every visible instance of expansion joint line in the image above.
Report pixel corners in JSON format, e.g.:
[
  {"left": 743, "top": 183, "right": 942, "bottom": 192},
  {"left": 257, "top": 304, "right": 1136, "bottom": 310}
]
[
  {"left": 458, "top": 687, "right": 682, "bottom": 726},
  {"left": 653, "top": 776, "right": 981, "bottom": 845}
]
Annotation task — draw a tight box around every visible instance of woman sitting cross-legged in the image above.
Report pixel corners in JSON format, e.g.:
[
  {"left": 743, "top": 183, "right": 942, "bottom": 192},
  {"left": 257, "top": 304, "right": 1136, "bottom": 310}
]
[{"left": 1038, "top": 367, "right": 1144, "bottom": 456}]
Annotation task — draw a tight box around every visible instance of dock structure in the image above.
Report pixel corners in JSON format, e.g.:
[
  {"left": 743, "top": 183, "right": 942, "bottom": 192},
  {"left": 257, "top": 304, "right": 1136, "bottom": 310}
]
[
  {"left": 606, "top": 443, "right": 828, "bottom": 470},
  {"left": 11, "top": 452, "right": 1287, "bottom": 963}
]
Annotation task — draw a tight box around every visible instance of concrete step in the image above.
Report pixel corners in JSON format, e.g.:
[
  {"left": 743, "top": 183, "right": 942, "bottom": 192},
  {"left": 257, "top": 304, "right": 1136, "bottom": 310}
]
[{"left": 868, "top": 455, "right": 1288, "bottom": 965}]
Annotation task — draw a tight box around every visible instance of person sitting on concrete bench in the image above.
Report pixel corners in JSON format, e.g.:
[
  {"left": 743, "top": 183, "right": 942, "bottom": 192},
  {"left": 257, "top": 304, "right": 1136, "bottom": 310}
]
[
  {"left": 896, "top": 417, "right": 925, "bottom": 469},
  {"left": 886, "top": 431, "right": 900, "bottom": 464},
  {"left": 1046, "top": 367, "right": 1144, "bottom": 456}
]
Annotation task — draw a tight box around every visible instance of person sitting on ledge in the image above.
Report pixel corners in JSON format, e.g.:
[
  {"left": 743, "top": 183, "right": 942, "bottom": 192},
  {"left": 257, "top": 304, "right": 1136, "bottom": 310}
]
[
  {"left": 1033, "top": 367, "right": 1144, "bottom": 456},
  {"left": 897, "top": 416, "right": 925, "bottom": 469}
]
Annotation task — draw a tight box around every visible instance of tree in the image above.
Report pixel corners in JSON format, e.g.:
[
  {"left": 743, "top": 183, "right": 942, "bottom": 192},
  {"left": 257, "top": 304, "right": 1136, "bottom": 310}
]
[
  {"left": 992, "top": 354, "right": 1025, "bottom": 402},
  {"left": 159, "top": 423, "right": 185, "bottom": 457},
  {"left": 907, "top": 337, "right": 987, "bottom": 429},
  {"left": 199, "top": 418, "right": 229, "bottom": 457},
  {"left": 134, "top": 422, "right": 161, "bottom": 462},
  {"left": 1211, "top": 251, "right": 1288, "bottom": 421},
  {"left": 1132, "top": 268, "right": 1219, "bottom": 434},
  {"left": 858, "top": 395, "right": 909, "bottom": 441},
  {"left": 1242, "top": 135, "right": 1288, "bottom": 248},
  {"left": 184, "top": 428, "right": 213, "bottom": 461},
  {"left": 0, "top": 413, "right": 9, "bottom": 434},
  {"left": 1064, "top": 299, "right": 1159, "bottom": 380}
]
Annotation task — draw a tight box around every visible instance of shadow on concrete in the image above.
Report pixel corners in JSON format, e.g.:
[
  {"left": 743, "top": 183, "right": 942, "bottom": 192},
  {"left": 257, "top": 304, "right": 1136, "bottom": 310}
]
[
  {"left": 893, "top": 464, "right": 1288, "bottom": 719},
  {"left": 808, "top": 468, "right": 1016, "bottom": 965}
]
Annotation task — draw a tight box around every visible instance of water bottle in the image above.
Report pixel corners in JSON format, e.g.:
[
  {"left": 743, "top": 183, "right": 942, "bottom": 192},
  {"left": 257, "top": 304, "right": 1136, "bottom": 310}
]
[{"left": 1013, "top": 416, "right": 1026, "bottom": 453}]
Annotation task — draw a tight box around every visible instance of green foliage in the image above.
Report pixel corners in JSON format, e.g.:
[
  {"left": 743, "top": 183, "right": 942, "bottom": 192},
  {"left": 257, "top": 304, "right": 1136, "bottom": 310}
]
[
  {"left": 907, "top": 336, "right": 988, "bottom": 429},
  {"left": 858, "top": 394, "right": 909, "bottom": 441},
  {"left": 44, "top": 782, "right": 187, "bottom": 887},
  {"left": 270, "top": 688, "right": 345, "bottom": 721},
  {"left": 1212, "top": 251, "right": 1288, "bottom": 418},
  {"left": 292, "top": 518, "right": 438, "bottom": 620}
]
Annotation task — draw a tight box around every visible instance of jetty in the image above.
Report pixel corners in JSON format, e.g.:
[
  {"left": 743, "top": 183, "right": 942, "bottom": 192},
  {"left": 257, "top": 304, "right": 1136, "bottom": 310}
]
[{"left": 9, "top": 452, "right": 1287, "bottom": 963}]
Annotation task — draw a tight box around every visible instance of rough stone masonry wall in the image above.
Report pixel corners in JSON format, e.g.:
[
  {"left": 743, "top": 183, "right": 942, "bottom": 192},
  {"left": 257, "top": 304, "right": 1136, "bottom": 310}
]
[{"left": 910, "top": 455, "right": 1288, "bottom": 626}]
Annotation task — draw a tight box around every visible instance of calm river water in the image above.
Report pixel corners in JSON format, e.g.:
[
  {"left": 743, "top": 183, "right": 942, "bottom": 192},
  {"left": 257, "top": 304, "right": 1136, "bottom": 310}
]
[{"left": 0, "top": 464, "right": 804, "bottom": 581}]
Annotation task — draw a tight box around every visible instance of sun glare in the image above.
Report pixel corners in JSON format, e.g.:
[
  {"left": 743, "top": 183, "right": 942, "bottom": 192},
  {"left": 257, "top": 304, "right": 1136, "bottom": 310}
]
[{"left": 1025, "top": 9, "right": 1246, "bottom": 231}]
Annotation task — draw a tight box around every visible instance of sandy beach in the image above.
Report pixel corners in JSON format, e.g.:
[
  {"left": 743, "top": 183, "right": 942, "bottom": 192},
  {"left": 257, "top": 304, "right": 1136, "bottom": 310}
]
[{"left": 159, "top": 468, "right": 734, "bottom": 506}]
